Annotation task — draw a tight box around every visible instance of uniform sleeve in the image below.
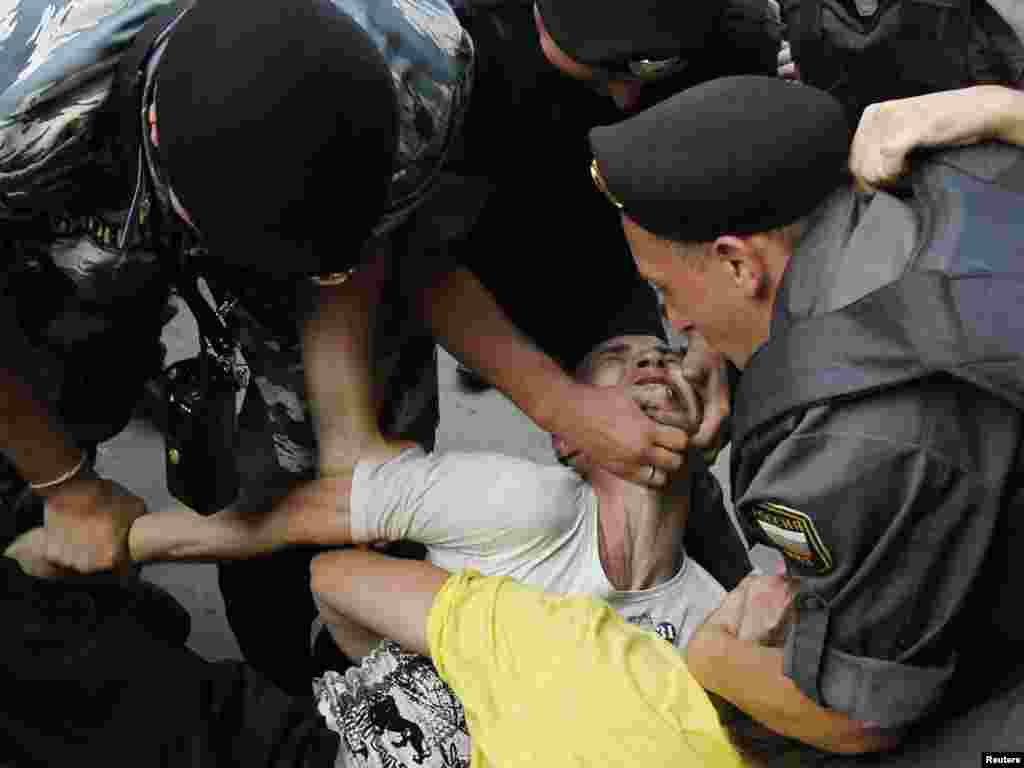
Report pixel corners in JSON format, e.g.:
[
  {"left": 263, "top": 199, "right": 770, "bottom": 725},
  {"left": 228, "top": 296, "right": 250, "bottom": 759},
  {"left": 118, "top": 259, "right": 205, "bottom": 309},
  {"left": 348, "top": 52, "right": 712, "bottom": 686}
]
[
  {"left": 735, "top": 381, "right": 1020, "bottom": 728},
  {"left": 427, "top": 570, "right": 744, "bottom": 768},
  {"left": 350, "top": 447, "right": 585, "bottom": 554}
]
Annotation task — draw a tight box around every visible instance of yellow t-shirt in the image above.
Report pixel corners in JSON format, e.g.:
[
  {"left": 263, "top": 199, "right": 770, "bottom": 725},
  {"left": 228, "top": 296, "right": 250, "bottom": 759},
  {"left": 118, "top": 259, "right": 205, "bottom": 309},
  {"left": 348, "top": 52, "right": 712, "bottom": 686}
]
[{"left": 427, "top": 569, "right": 744, "bottom": 768}]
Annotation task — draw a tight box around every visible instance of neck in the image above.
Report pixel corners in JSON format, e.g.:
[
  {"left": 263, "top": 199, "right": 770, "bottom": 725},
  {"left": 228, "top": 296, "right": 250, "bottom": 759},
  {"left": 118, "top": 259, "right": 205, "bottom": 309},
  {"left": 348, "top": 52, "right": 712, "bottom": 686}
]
[{"left": 590, "top": 467, "right": 689, "bottom": 591}]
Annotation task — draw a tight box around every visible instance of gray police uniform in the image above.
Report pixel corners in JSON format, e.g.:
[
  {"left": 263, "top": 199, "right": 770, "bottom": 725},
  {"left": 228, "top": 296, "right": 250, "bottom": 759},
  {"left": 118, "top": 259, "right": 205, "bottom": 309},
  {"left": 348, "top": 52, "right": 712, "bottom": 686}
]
[{"left": 731, "top": 149, "right": 1024, "bottom": 732}]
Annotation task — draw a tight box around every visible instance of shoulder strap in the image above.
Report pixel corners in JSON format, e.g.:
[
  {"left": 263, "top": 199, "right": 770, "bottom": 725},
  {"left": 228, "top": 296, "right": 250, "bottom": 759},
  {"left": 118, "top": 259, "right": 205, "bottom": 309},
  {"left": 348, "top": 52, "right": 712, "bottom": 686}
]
[
  {"left": 734, "top": 269, "right": 1024, "bottom": 446},
  {"left": 110, "top": 0, "right": 191, "bottom": 188}
]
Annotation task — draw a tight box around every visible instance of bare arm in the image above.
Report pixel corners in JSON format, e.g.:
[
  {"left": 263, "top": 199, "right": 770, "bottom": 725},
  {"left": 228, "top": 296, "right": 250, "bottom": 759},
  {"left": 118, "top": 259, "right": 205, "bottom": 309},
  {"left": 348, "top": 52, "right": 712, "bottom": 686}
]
[
  {"left": 1, "top": 296, "right": 146, "bottom": 573},
  {"left": 0, "top": 301, "right": 85, "bottom": 486},
  {"left": 129, "top": 238, "right": 415, "bottom": 565},
  {"left": 310, "top": 548, "right": 448, "bottom": 656},
  {"left": 303, "top": 240, "right": 398, "bottom": 475},
  {"left": 128, "top": 470, "right": 367, "bottom": 564},
  {"left": 417, "top": 267, "right": 689, "bottom": 486},
  {"left": 686, "top": 576, "right": 901, "bottom": 755},
  {"left": 851, "top": 85, "right": 1024, "bottom": 191}
]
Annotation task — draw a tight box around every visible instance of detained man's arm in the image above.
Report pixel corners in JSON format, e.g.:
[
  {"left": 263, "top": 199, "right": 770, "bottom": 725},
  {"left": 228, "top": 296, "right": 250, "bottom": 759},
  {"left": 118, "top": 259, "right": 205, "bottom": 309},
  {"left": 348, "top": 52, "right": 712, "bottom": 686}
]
[
  {"left": 128, "top": 241, "right": 412, "bottom": 565},
  {"left": 417, "top": 266, "right": 689, "bottom": 487},
  {"left": 686, "top": 576, "right": 902, "bottom": 755},
  {"left": 127, "top": 473, "right": 355, "bottom": 563},
  {"left": 851, "top": 85, "right": 1024, "bottom": 191}
]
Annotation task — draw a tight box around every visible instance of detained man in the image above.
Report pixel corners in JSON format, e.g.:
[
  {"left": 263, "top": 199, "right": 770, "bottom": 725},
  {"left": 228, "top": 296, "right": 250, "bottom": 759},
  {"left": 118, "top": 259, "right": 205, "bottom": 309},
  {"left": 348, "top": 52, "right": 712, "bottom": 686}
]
[{"left": 120, "top": 295, "right": 753, "bottom": 766}]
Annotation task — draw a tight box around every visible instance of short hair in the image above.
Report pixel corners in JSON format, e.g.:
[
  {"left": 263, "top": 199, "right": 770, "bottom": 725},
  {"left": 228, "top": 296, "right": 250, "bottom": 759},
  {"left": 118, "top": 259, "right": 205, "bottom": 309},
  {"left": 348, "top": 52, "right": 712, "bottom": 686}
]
[{"left": 668, "top": 218, "right": 809, "bottom": 266}]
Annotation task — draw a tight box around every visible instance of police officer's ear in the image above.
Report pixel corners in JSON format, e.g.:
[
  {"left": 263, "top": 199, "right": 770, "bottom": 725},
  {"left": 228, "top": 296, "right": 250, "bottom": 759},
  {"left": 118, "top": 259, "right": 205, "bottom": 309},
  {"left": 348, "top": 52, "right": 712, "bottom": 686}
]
[{"left": 710, "top": 235, "right": 770, "bottom": 299}]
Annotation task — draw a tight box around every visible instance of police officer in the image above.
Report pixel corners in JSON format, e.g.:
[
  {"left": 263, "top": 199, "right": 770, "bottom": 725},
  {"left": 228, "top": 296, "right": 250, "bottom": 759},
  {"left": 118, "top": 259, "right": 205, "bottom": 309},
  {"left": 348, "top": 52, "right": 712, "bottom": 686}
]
[
  {"left": 587, "top": 75, "right": 1024, "bottom": 756},
  {"left": 426, "top": 0, "right": 783, "bottom": 465},
  {"left": 777, "top": 0, "right": 1024, "bottom": 203},
  {"left": 0, "top": 0, "right": 471, "bottom": 641},
  {"left": 778, "top": 0, "right": 1024, "bottom": 120}
]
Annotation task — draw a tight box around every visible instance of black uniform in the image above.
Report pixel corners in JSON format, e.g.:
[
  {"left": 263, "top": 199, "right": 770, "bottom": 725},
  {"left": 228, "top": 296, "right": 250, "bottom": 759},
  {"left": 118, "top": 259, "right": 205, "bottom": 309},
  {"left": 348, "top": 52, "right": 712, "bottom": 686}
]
[
  {"left": 781, "top": 0, "right": 1024, "bottom": 119},
  {"left": 451, "top": 0, "right": 781, "bottom": 369}
]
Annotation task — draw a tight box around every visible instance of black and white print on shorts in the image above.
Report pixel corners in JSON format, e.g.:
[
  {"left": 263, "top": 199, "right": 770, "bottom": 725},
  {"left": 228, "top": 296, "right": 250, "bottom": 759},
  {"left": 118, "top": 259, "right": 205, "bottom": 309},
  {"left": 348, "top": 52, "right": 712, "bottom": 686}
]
[{"left": 314, "top": 641, "right": 471, "bottom": 768}]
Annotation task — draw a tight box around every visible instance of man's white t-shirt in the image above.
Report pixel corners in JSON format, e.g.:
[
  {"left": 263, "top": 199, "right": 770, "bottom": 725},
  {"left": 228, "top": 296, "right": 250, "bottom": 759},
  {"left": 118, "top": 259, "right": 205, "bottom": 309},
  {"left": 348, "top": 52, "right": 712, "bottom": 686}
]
[{"left": 351, "top": 447, "right": 726, "bottom": 649}]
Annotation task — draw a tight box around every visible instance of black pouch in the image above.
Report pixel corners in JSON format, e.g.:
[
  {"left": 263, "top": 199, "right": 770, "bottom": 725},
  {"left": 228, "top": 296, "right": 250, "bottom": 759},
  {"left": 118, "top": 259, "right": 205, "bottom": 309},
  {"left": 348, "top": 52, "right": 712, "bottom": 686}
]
[{"left": 164, "top": 350, "right": 240, "bottom": 515}]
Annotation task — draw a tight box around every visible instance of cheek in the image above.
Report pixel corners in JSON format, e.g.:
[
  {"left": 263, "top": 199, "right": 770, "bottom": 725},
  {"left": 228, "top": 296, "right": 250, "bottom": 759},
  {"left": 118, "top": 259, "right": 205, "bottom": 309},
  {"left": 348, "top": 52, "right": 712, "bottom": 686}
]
[{"left": 589, "top": 361, "right": 626, "bottom": 387}]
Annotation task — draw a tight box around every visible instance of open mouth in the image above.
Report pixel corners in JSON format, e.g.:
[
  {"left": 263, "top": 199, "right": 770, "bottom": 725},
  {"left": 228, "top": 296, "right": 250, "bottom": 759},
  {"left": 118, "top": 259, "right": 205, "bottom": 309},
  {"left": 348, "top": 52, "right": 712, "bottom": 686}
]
[
  {"left": 630, "top": 375, "right": 701, "bottom": 433},
  {"left": 631, "top": 376, "right": 682, "bottom": 404}
]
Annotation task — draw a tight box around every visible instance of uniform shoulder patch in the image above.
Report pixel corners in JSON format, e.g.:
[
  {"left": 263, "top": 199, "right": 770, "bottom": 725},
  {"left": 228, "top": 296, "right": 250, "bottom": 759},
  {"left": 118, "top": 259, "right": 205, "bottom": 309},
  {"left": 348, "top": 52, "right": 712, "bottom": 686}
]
[{"left": 750, "top": 501, "right": 834, "bottom": 574}]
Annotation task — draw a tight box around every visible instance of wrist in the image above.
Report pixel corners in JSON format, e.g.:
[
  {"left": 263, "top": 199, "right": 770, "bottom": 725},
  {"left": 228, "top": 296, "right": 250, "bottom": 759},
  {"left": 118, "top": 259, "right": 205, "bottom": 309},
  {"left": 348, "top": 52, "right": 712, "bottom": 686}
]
[
  {"left": 686, "top": 622, "right": 735, "bottom": 694},
  {"left": 35, "top": 462, "right": 101, "bottom": 502},
  {"left": 524, "top": 368, "right": 579, "bottom": 434},
  {"left": 985, "top": 85, "right": 1024, "bottom": 144}
]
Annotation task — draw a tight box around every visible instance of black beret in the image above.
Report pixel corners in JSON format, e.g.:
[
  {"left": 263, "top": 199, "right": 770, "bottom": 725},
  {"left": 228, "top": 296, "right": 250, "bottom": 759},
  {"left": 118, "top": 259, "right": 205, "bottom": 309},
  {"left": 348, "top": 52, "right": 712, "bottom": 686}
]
[
  {"left": 589, "top": 76, "right": 851, "bottom": 242},
  {"left": 159, "top": 0, "right": 398, "bottom": 278},
  {"left": 535, "top": 0, "right": 723, "bottom": 66}
]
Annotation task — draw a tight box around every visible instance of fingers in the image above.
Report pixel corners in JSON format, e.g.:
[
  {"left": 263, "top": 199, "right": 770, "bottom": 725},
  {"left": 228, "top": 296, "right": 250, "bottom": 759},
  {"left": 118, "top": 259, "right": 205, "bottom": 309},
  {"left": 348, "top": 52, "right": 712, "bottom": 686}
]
[
  {"left": 704, "top": 578, "right": 749, "bottom": 635},
  {"left": 690, "top": 395, "right": 728, "bottom": 451},
  {"left": 850, "top": 102, "right": 911, "bottom": 192},
  {"left": 777, "top": 42, "right": 799, "bottom": 80},
  {"left": 736, "top": 574, "right": 798, "bottom": 646},
  {"left": 651, "top": 420, "right": 690, "bottom": 455},
  {"left": 617, "top": 463, "right": 669, "bottom": 488}
]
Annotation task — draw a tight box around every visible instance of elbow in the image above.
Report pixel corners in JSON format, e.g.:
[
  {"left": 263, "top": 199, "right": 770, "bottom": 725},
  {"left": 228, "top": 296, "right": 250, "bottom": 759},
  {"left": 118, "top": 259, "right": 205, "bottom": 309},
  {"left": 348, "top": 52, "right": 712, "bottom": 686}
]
[
  {"left": 821, "top": 720, "right": 906, "bottom": 755},
  {"left": 310, "top": 550, "right": 350, "bottom": 602}
]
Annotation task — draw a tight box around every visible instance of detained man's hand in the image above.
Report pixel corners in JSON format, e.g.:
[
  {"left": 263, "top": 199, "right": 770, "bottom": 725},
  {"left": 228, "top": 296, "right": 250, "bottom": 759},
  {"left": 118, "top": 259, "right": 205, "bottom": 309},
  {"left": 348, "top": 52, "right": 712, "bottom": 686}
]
[
  {"left": 680, "top": 331, "right": 730, "bottom": 460},
  {"left": 41, "top": 475, "right": 146, "bottom": 575},
  {"left": 555, "top": 381, "right": 689, "bottom": 488}
]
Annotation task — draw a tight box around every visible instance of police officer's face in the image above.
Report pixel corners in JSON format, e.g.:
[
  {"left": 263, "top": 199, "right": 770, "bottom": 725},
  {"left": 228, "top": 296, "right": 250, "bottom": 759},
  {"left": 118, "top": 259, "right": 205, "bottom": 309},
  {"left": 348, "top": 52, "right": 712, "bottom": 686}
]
[
  {"left": 622, "top": 215, "right": 758, "bottom": 369},
  {"left": 577, "top": 335, "right": 701, "bottom": 434}
]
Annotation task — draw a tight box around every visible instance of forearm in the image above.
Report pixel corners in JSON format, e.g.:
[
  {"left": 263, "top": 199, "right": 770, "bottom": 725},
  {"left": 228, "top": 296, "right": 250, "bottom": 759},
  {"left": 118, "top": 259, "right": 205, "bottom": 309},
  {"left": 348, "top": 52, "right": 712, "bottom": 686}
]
[
  {"left": 687, "top": 626, "right": 893, "bottom": 754},
  {"left": 417, "top": 266, "right": 575, "bottom": 432},
  {"left": 129, "top": 474, "right": 356, "bottom": 563},
  {"left": 0, "top": 322, "right": 82, "bottom": 486},
  {"left": 304, "top": 241, "right": 391, "bottom": 474},
  {"left": 128, "top": 505, "right": 282, "bottom": 564},
  {"left": 907, "top": 85, "right": 1024, "bottom": 149}
]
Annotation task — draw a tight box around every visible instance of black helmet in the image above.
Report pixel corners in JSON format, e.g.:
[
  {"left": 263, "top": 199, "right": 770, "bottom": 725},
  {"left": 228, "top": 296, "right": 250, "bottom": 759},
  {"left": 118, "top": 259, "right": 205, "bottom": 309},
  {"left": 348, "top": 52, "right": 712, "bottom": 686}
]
[{"left": 157, "top": 0, "right": 474, "bottom": 279}]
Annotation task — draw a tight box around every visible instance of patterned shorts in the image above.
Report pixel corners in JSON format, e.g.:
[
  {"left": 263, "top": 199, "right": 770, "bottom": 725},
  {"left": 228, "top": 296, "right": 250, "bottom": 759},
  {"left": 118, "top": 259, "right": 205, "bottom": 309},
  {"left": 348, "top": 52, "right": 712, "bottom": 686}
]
[{"left": 314, "top": 641, "right": 471, "bottom": 768}]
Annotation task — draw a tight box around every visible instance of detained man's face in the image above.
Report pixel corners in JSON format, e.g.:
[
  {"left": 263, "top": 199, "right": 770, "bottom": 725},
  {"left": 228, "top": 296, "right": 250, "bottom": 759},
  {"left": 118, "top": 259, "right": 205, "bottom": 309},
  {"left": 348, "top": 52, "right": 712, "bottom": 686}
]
[
  {"left": 621, "top": 215, "right": 747, "bottom": 368},
  {"left": 576, "top": 334, "right": 701, "bottom": 434}
]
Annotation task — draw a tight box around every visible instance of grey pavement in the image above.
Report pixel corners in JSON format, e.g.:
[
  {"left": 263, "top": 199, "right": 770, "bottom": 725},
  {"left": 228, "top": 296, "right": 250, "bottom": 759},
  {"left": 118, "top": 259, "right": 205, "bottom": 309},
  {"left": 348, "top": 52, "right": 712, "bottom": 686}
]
[{"left": 96, "top": 297, "right": 779, "bottom": 662}]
